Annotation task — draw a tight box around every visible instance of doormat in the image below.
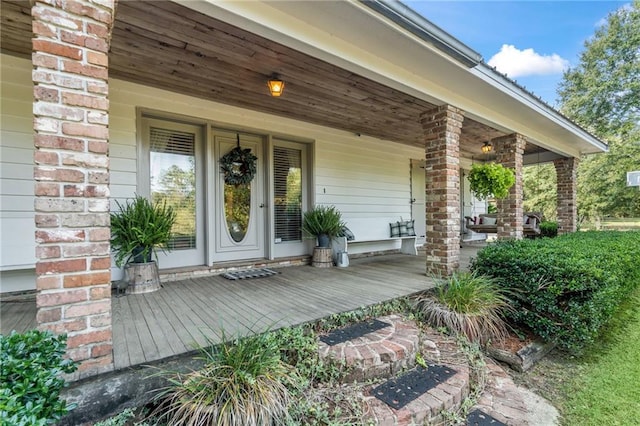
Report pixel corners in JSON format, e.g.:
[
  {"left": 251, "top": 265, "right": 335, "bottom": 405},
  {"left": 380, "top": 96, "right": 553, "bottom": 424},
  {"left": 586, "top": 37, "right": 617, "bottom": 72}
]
[
  {"left": 466, "top": 409, "right": 507, "bottom": 426},
  {"left": 372, "top": 365, "right": 456, "bottom": 409},
  {"left": 319, "top": 319, "right": 390, "bottom": 346},
  {"left": 222, "top": 268, "right": 278, "bottom": 280}
]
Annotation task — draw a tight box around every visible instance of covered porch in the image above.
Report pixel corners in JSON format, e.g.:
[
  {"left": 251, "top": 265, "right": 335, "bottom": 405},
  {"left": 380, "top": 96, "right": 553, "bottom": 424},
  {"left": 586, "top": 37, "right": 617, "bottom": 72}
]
[
  {"left": 2, "top": 248, "right": 480, "bottom": 370},
  {"left": 0, "top": 0, "right": 604, "bottom": 379}
]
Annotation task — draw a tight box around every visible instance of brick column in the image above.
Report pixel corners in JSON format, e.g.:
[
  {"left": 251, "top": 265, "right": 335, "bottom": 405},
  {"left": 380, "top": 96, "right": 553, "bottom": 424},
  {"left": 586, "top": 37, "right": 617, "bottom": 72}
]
[
  {"left": 33, "top": 0, "right": 116, "bottom": 378},
  {"left": 494, "top": 133, "right": 526, "bottom": 239},
  {"left": 420, "top": 105, "right": 465, "bottom": 276},
  {"left": 554, "top": 157, "right": 579, "bottom": 234}
]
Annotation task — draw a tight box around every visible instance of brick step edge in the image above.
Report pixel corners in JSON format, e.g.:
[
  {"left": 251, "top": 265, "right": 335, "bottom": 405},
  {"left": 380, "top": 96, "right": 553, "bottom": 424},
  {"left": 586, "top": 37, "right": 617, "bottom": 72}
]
[{"left": 317, "top": 314, "right": 420, "bottom": 383}]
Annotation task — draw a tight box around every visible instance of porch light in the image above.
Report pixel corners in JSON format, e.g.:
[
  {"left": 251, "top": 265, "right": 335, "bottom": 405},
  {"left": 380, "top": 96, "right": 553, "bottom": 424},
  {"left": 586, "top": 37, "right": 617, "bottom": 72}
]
[
  {"left": 481, "top": 141, "right": 493, "bottom": 154},
  {"left": 267, "top": 74, "right": 285, "bottom": 97}
]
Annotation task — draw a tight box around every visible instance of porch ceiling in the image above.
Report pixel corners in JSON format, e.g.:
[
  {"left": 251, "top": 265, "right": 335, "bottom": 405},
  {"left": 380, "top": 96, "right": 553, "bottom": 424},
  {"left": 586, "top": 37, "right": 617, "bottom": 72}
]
[{"left": 1, "top": 0, "right": 550, "bottom": 159}]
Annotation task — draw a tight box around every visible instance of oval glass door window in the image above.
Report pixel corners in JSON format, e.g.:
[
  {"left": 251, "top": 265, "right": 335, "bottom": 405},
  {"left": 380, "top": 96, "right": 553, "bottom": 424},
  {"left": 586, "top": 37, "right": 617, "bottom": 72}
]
[{"left": 224, "top": 183, "right": 251, "bottom": 242}]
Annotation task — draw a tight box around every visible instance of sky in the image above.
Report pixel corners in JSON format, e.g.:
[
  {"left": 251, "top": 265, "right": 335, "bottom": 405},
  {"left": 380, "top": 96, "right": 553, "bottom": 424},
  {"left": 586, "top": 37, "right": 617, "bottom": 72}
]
[{"left": 404, "top": 1, "right": 628, "bottom": 106}]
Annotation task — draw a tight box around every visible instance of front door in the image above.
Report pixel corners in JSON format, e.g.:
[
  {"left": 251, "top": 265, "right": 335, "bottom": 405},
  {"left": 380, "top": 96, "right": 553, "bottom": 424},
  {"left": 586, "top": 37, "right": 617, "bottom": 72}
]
[
  {"left": 214, "top": 130, "right": 266, "bottom": 262},
  {"left": 410, "top": 159, "right": 426, "bottom": 246}
]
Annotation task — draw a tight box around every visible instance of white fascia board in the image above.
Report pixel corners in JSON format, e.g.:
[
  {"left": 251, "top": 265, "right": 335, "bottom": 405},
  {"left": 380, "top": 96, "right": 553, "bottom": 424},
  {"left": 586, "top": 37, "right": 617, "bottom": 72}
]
[
  {"left": 471, "top": 64, "right": 608, "bottom": 155},
  {"left": 176, "top": 1, "right": 605, "bottom": 157}
]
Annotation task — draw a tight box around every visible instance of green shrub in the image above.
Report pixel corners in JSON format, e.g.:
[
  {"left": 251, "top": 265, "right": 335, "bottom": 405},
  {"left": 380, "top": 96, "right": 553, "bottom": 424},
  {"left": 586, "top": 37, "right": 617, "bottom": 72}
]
[
  {"left": 540, "top": 220, "right": 558, "bottom": 237},
  {"left": 0, "top": 330, "right": 78, "bottom": 425},
  {"left": 472, "top": 231, "right": 640, "bottom": 353},
  {"left": 415, "top": 272, "right": 511, "bottom": 344}
]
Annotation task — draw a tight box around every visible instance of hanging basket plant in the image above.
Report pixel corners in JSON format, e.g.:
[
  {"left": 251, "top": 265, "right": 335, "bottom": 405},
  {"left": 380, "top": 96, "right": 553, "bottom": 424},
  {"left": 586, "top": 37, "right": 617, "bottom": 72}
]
[
  {"left": 468, "top": 162, "right": 515, "bottom": 200},
  {"left": 220, "top": 146, "right": 258, "bottom": 186}
]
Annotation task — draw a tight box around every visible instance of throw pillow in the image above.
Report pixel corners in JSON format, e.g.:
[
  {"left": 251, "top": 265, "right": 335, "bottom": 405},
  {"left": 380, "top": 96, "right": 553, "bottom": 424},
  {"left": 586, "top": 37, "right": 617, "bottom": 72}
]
[
  {"left": 483, "top": 216, "right": 497, "bottom": 225},
  {"left": 399, "top": 219, "right": 416, "bottom": 237},
  {"left": 389, "top": 222, "right": 401, "bottom": 238}
]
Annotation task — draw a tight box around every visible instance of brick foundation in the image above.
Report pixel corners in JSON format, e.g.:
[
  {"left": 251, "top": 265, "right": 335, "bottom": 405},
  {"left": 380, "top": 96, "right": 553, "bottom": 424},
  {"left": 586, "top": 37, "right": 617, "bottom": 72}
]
[
  {"left": 494, "top": 134, "right": 526, "bottom": 240},
  {"left": 554, "top": 157, "right": 579, "bottom": 234},
  {"left": 420, "top": 105, "right": 465, "bottom": 275},
  {"left": 33, "top": 0, "right": 116, "bottom": 378}
]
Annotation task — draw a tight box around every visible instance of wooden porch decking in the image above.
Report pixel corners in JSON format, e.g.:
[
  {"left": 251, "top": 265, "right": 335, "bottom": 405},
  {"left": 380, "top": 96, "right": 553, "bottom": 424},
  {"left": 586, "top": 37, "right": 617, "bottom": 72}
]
[
  {"left": 1, "top": 247, "right": 481, "bottom": 371},
  {"left": 111, "top": 254, "right": 436, "bottom": 369}
]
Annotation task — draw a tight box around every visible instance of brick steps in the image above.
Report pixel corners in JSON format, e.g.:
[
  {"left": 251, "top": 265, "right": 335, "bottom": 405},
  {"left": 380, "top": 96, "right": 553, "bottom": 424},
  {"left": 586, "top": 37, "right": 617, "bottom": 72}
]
[{"left": 317, "top": 315, "right": 470, "bottom": 425}]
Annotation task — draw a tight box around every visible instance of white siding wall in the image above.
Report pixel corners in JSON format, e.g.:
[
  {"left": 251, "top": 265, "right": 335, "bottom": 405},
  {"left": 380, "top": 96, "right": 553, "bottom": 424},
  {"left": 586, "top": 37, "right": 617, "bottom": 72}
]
[
  {"left": 1, "top": 55, "right": 37, "bottom": 292},
  {"left": 461, "top": 167, "right": 488, "bottom": 241},
  {"left": 1, "top": 54, "right": 424, "bottom": 290}
]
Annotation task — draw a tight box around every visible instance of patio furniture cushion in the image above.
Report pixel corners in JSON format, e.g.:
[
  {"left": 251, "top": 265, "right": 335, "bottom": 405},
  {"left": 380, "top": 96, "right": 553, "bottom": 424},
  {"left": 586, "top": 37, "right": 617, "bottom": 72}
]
[
  {"left": 390, "top": 222, "right": 401, "bottom": 237},
  {"left": 483, "top": 216, "right": 497, "bottom": 225},
  {"left": 391, "top": 220, "right": 416, "bottom": 238}
]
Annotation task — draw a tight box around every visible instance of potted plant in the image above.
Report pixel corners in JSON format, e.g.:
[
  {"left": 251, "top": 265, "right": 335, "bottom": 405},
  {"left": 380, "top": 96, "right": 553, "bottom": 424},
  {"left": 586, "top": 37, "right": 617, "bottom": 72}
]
[
  {"left": 110, "top": 195, "right": 176, "bottom": 294},
  {"left": 468, "top": 162, "right": 516, "bottom": 200},
  {"left": 302, "top": 205, "right": 345, "bottom": 248},
  {"left": 111, "top": 195, "right": 177, "bottom": 267}
]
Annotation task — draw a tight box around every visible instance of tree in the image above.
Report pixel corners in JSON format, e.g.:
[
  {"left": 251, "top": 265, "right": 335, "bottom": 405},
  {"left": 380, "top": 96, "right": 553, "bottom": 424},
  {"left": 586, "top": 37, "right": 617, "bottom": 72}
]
[
  {"left": 523, "top": 163, "right": 556, "bottom": 220},
  {"left": 557, "top": 1, "right": 640, "bottom": 220}
]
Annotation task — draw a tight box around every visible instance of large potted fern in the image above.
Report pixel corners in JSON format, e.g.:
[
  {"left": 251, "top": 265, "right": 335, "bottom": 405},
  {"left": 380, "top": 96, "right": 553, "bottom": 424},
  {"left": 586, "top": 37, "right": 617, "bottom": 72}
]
[
  {"left": 302, "top": 205, "right": 344, "bottom": 248},
  {"left": 110, "top": 195, "right": 176, "bottom": 294},
  {"left": 302, "top": 205, "right": 345, "bottom": 267}
]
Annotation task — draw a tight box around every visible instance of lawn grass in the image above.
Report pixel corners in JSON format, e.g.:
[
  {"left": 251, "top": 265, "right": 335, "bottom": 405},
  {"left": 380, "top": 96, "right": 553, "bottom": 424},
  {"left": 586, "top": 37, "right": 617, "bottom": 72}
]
[
  {"left": 514, "top": 286, "right": 640, "bottom": 425},
  {"left": 559, "top": 285, "right": 640, "bottom": 425},
  {"left": 582, "top": 217, "right": 640, "bottom": 231}
]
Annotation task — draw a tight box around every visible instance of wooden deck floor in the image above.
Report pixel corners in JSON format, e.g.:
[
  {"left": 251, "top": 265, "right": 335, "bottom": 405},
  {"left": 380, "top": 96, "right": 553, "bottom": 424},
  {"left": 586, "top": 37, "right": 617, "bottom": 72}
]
[
  {"left": 1, "top": 247, "right": 482, "bottom": 371},
  {"left": 111, "top": 254, "right": 436, "bottom": 369}
]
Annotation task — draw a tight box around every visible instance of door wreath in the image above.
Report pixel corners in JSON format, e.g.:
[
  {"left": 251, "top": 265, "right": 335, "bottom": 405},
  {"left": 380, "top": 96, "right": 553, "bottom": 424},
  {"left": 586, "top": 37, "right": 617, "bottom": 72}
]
[{"left": 220, "top": 134, "right": 258, "bottom": 186}]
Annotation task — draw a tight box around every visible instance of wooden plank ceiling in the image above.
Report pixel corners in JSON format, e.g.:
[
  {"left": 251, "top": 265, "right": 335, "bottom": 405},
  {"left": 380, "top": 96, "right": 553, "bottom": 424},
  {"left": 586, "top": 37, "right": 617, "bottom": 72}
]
[{"left": 1, "top": 0, "right": 546, "bottom": 157}]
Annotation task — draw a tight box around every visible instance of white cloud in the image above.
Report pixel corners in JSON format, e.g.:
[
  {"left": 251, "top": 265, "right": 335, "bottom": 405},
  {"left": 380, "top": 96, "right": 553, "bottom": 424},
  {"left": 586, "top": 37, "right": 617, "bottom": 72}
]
[{"left": 487, "top": 44, "right": 569, "bottom": 78}]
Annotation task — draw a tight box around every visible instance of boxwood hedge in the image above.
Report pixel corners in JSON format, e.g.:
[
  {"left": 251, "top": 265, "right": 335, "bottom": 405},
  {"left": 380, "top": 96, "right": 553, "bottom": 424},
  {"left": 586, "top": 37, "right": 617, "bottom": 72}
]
[{"left": 472, "top": 231, "right": 640, "bottom": 353}]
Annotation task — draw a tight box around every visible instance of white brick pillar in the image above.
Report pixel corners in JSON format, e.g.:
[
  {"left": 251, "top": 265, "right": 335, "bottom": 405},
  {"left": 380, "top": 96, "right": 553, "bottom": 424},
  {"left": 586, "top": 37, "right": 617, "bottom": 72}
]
[
  {"left": 495, "top": 133, "right": 526, "bottom": 240},
  {"left": 420, "top": 105, "right": 465, "bottom": 276},
  {"left": 32, "top": 0, "right": 116, "bottom": 378},
  {"left": 554, "top": 157, "right": 579, "bottom": 234}
]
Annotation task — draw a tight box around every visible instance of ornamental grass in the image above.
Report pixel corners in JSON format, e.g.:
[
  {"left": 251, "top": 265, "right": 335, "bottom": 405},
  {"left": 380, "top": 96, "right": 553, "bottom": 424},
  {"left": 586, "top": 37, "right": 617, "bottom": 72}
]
[
  {"left": 415, "top": 271, "right": 511, "bottom": 345},
  {"left": 150, "top": 330, "right": 294, "bottom": 426}
]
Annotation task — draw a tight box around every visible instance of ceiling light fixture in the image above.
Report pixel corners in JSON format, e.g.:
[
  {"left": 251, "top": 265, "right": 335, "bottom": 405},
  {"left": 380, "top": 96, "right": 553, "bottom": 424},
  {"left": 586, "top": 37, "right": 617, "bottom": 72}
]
[
  {"left": 481, "top": 141, "right": 493, "bottom": 154},
  {"left": 267, "top": 74, "right": 285, "bottom": 97}
]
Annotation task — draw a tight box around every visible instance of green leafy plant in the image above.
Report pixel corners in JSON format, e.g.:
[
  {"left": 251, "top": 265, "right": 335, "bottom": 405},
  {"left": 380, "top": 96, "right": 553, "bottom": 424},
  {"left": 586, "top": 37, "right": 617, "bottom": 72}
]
[
  {"left": 414, "top": 271, "right": 511, "bottom": 345},
  {"left": 0, "top": 330, "right": 78, "bottom": 426},
  {"left": 110, "top": 195, "right": 177, "bottom": 267},
  {"left": 150, "top": 330, "right": 294, "bottom": 426},
  {"left": 472, "top": 231, "right": 640, "bottom": 353},
  {"left": 93, "top": 408, "right": 135, "bottom": 426},
  {"left": 302, "top": 205, "right": 345, "bottom": 246},
  {"left": 540, "top": 220, "right": 558, "bottom": 237},
  {"left": 468, "top": 162, "right": 516, "bottom": 200}
]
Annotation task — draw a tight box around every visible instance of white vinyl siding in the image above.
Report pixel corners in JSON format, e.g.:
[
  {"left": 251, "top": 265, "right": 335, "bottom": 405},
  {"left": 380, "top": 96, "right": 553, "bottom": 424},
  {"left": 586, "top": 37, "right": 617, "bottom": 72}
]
[
  {"left": 0, "top": 55, "right": 36, "bottom": 279},
  {"left": 1, "top": 54, "right": 425, "bottom": 290},
  {"left": 315, "top": 139, "right": 418, "bottom": 219}
]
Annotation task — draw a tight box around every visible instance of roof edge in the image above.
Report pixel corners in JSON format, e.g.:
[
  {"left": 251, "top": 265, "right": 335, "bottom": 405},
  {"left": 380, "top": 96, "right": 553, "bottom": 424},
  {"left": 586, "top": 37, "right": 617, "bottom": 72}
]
[
  {"left": 360, "top": 0, "right": 483, "bottom": 68},
  {"left": 475, "top": 62, "right": 609, "bottom": 153}
]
